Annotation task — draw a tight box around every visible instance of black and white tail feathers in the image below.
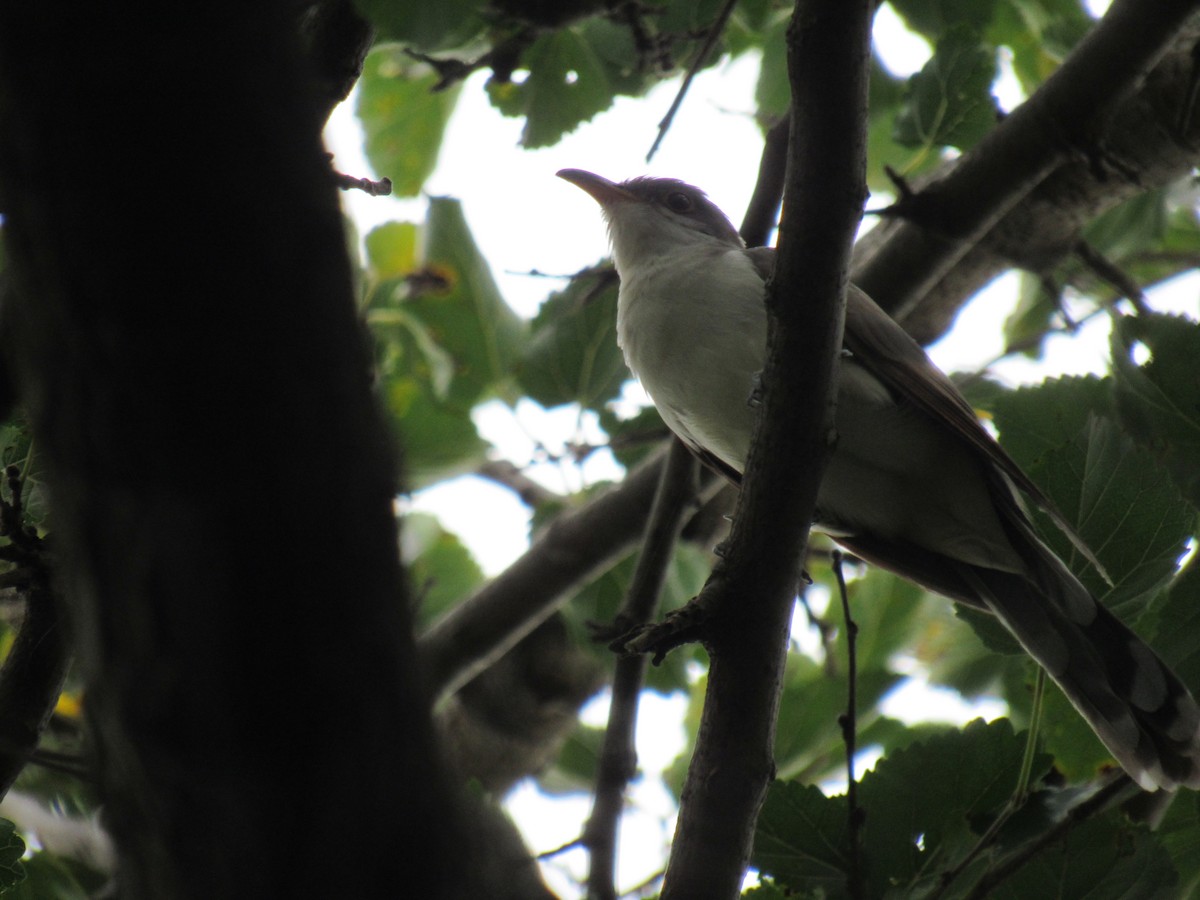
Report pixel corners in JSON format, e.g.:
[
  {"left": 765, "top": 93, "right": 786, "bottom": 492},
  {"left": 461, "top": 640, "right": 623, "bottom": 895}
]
[{"left": 843, "top": 520, "right": 1200, "bottom": 792}]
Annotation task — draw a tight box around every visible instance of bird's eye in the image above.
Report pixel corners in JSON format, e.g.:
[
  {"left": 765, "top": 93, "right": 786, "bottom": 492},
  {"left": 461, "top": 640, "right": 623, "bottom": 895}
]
[{"left": 664, "top": 192, "right": 692, "bottom": 213}]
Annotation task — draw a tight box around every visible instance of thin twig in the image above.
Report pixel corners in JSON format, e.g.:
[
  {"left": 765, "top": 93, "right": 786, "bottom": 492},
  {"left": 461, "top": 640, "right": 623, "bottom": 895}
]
[
  {"left": 739, "top": 115, "right": 791, "bottom": 248},
  {"left": 476, "top": 459, "right": 560, "bottom": 508},
  {"left": 1074, "top": 240, "right": 1151, "bottom": 313},
  {"left": 1014, "top": 668, "right": 1046, "bottom": 804},
  {"left": 334, "top": 170, "right": 393, "bottom": 196},
  {"left": 585, "top": 440, "right": 698, "bottom": 900},
  {"left": 832, "top": 551, "right": 863, "bottom": 900},
  {"left": 645, "top": 0, "right": 738, "bottom": 162}
]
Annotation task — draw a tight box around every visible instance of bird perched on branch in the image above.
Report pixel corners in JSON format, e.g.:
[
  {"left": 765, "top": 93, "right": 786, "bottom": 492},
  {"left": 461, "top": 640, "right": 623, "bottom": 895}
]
[{"left": 558, "top": 168, "right": 1200, "bottom": 792}]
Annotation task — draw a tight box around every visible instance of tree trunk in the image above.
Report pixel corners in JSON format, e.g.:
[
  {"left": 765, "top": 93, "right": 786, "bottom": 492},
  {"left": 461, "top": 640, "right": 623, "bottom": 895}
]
[{"left": 0, "top": 4, "right": 465, "bottom": 896}]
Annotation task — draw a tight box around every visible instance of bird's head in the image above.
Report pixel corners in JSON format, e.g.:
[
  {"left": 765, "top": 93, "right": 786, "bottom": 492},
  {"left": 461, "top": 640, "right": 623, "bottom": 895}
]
[{"left": 557, "top": 169, "right": 743, "bottom": 273}]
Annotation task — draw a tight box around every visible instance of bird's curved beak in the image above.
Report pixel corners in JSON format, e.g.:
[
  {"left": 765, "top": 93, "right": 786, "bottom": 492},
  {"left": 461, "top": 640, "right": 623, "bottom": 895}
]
[{"left": 557, "top": 169, "right": 634, "bottom": 208}]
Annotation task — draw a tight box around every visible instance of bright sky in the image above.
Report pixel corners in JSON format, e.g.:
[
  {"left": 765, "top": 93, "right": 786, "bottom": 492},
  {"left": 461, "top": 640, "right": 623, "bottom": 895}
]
[{"left": 324, "top": 2, "right": 1195, "bottom": 893}]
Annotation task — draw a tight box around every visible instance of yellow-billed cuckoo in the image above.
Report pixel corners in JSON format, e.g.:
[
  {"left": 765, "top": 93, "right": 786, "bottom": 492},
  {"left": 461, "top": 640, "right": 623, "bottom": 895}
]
[{"left": 558, "top": 167, "right": 1200, "bottom": 792}]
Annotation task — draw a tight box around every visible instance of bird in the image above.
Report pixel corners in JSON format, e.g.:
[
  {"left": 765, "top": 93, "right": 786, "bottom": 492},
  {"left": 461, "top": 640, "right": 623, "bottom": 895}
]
[{"left": 557, "top": 167, "right": 1200, "bottom": 792}]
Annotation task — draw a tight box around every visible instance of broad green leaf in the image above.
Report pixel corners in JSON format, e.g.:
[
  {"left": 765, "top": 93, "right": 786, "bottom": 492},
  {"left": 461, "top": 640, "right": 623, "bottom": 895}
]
[
  {"left": 990, "top": 375, "right": 1111, "bottom": 470},
  {"left": 1035, "top": 675, "right": 1123, "bottom": 782},
  {"left": 357, "top": 47, "right": 461, "bottom": 197},
  {"left": 992, "top": 377, "right": 1193, "bottom": 619},
  {"left": 894, "top": 25, "right": 999, "bottom": 152},
  {"left": 755, "top": 720, "right": 1049, "bottom": 898},
  {"left": 1082, "top": 189, "right": 1167, "bottom": 262},
  {"left": 1158, "top": 790, "right": 1200, "bottom": 897},
  {"left": 774, "top": 656, "right": 900, "bottom": 784},
  {"left": 536, "top": 723, "right": 605, "bottom": 795},
  {"left": 0, "top": 820, "right": 23, "bottom": 891},
  {"left": 353, "top": 0, "right": 486, "bottom": 51},
  {"left": 866, "top": 59, "right": 930, "bottom": 192},
  {"left": 1112, "top": 314, "right": 1200, "bottom": 511},
  {"left": 487, "top": 30, "right": 614, "bottom": 148},
  {"left": 364, "top": 221, "right": 419, "bottom": 280},
  {"left": 515, "top": 267, "right": 628, "bottom": 411},
  {"left": 407, "top": 196, "right": 526, "bottom": 406},
  {"left": 986, "top": 0, "right": 1091, "bottom": 91},
  {"left": 385, "top": 378, "right": 488, "bottom": 487},
  {"left": 859, "top": 719, "right": 1038, "bottom": 893},
  {"left": 987, "top": 814, "right": 1178, "bottom": 899},
  {"left": 1002, "top": 270, "right": 1057, "bottom": 357},
  {"left": 402, "top": 512, "right": 486, "bottom": 626},
  {"left": 754, "top": 14, "right": 790, "bottom": 123},
  {"left": 1037, "top": 416, "right": 1191, "bottom": 616},
  {"left": 839, "top": 566, "right": 930, "bottom": 673},
  {"left": 1153, "top": 562, "right": 1200, "bottom": 693},
  {"left": 752, "top": 780, "right": 850, "bottom": 894},
  {"left": 364, "top": 203, "right": 524, "bottom": 485},
  {"left": 5, "top": 849, "right": 108, "bottom": 900}
]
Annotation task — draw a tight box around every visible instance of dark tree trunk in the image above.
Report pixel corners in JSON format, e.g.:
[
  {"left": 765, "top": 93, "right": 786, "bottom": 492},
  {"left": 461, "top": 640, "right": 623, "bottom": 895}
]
[{"left": 0, "top": 4, "right": 464, "bottom": 897}]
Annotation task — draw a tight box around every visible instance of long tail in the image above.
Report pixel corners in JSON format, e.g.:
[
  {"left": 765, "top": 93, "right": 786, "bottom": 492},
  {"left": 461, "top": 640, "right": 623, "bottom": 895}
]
[
  {"left": 839, "top": 528, "right": 1200, "bottom": 791},
  {"left": 958, "top": 543, "right": 1200, "bottom": 792}
]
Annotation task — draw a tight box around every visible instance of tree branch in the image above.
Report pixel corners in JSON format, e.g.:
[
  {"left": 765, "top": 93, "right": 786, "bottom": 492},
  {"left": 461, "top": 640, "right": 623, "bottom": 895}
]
[
  {"left": 420, "top": 449, "right": 720, "bottom": 702},
  {"left": 855, "top": 0, "right": 1200, "bottom": 343},
  {"left": 657, "top": 2, "right": 872, "bottom": 897},
  {"left": 584, "top": 439, "right": 697, "bottom": 900},
  {"left": 0, "top": 5, "right": 473, "bottom": 895}
]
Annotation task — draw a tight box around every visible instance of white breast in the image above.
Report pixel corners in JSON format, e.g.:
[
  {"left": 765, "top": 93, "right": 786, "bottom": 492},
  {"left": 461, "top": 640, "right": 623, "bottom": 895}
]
[{"left": 616, "top": 246, "right": 766, "bottom": 472}]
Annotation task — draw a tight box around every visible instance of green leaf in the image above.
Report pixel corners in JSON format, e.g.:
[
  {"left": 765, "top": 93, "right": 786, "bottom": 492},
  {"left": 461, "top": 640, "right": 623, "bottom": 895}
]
[
  {"left": 856, "top": 719, "right": 1042, "bottom": 896},
  {"left": 987, "top": 814, "right": 1178, "bottom": 899},
  {"left": 1002, "top": 270, "right": 1057, "bottom": 357},
  {"left": 357, "top": 47, "right": 461, "bottom": 197},
  {"left": 353, "top": 0, "right": 486, "bottom": 51},
  {"left": 752, "top": 780, "right": 851, "bottom": 894},
  {"left": 992, "top": 378, "right": 1193, "bottom": 619},
  {"left": 403, "top": 512, "right": 486, "bottom": 627},
  {"left": 384, "top": 378, "right": 488, "bottom": 487},
  {"left": 515, "top": 267, "right": 628, "bottom": 411},
  {"left": 389, "top": 196, "right": 526, "bottom": 407},
  {"left": 773, "top": 654, "right": 900, "bottom": 784},
  {"left": 1154, "top": 563, "right": 1200, "bottom": 694},
  {"left": 987, "top": 0, "right": 1091, "bottom": 92},
  {"left": 894, "top": 25, "right": 999, "bottom": 151},
  {"left": 364, "top": 221, "right": 419, "bottom": 280},
  {"left": 755, "top": 720, "right": 1049, "bottom": 898},
  {"left": 1036, "top": 675, "right": 1117, "bottom": 782},
  {"left": 536, "top": 723, "right": 605, "bottom": 795},
  {"left": 1158, "top": 790, "right": 1200, "bottom": 897},
  {"left": 487, "top": 30, "right": 615, "bottom": 148},
  {"left": 0, "top": 820, "right": 24, "bottom": 891},
  {"left": 364, "top": 203, "right": 524, "bottom": 486},
  {"left": 1112, "top": 314, "right": 1200, "bottom": 511},
  {"left": 5, "top": 849, "right": 108, "bottom": 900},
  {"left": 754, "top": 14, "right": 790, "bottom": 124},
  {"left": 1081, "top": 189, "right": 1167, "bottom": 262}
]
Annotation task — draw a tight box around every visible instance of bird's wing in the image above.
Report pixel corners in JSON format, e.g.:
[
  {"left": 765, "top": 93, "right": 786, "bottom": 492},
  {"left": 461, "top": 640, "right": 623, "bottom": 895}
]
[{"left": 744, "top": 247, "right": 1107, "bottom": 582}]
